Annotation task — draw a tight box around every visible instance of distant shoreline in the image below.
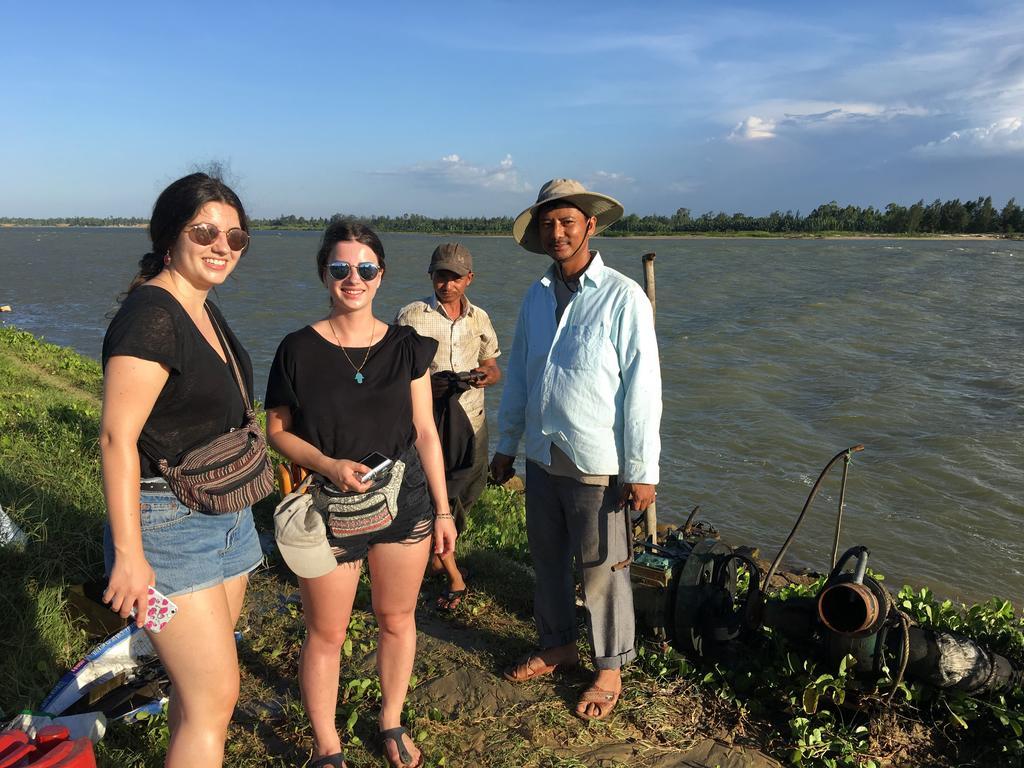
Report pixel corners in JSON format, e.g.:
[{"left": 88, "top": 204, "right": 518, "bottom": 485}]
[{"left": 0, "top": 223, "right": 1018, "bottom": 241}]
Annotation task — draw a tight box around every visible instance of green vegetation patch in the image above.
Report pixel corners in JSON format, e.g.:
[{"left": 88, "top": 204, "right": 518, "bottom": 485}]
[{"left": 0, "top": 325, "right": 106, "bottom": 711}]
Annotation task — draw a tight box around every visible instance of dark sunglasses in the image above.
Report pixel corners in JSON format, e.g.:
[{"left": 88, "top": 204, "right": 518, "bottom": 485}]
[
  {"left": 184, "top": 222, "right": 250, "bottom": 251},
  {"left": 328, "top": 261, "right": 382, "bottom": 281}
]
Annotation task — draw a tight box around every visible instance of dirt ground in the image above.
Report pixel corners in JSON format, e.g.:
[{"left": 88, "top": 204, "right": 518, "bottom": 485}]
[{"left": 227, "top": 546, "right": 786, "bottom": 768}]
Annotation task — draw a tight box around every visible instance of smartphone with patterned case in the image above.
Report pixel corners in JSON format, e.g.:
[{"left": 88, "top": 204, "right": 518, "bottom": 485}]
[{"left": 140, "top": 585, "right": 177, "bottom": 632}]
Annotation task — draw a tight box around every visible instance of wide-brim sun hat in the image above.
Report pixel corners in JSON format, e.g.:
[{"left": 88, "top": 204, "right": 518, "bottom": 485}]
[{"left": 513, "top": 178, "right": 624, "bottom": 254}]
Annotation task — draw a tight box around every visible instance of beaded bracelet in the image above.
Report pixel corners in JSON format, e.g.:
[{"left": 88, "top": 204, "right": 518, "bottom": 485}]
[{"left": 434, "top": 511, "right": 454, "bottom": 520}]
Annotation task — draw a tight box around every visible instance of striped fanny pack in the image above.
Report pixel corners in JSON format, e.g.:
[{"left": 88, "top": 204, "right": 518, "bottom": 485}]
[
  {"left": 157, "top": 408, "right": 275, "bottom": 513},
  {"left": 153, "top": 307, "right": 275, "bottom": 514}
]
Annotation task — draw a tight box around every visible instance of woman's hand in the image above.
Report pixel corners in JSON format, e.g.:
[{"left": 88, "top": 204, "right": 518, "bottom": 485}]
[
  {"left": 325, "top": 458, "right": 374, "bottom": 493},
  {"left": 103, "top": 549, "right": 156, "bottom": 627},
  {"left": 433, "top": 515, "right": 457, "bottom": 557}
]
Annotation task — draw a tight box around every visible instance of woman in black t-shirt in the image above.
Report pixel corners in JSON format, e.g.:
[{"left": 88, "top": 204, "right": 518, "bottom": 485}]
[
  {"left": 266, "top": 221, "right": 456, "bottom": 768},
  {"left": 100, "top": 173, "right": 263, "bottom": 768}
]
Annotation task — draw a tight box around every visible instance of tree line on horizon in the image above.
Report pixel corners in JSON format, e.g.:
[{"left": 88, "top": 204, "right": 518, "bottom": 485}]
[{"left": 3, "top": 195, "right": 1022, "bottom": 235}]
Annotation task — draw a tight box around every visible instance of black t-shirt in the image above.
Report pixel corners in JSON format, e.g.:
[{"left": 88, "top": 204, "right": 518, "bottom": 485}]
[
  {"left": 265, "top": 324, "right": 436, "bottom": 462},
  {"left": 102, "top": 285, "right": 253, "bottom": 476}
]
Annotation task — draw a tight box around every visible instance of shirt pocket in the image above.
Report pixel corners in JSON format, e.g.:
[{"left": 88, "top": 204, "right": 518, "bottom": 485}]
[
  {"left": 553, "top": 324, "right": 607, "bottom": 370},
  {"left": 139, "top": 493, "right": 192, "bottom": 531}
]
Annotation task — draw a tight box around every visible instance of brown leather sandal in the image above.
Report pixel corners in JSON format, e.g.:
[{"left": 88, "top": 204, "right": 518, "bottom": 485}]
[
  {"left": 575, "top": 686, "right": 621, "bottom": 720},
  {"left": 502, "top": 652, "right": 579, "bottom": 682}
]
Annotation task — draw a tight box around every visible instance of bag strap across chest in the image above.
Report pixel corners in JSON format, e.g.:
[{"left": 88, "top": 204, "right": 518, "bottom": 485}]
[{"left": 206, "top": 304, "right": 251, "bottom": 412}]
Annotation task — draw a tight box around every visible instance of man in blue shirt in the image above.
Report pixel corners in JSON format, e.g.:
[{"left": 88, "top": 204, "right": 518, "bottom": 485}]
[{"left": 491, "top": 178, "right": 662, "bottom": 720}]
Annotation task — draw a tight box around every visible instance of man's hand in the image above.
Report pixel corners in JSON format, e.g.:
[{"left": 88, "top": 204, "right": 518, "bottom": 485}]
[
  {"left": 470, "top": 360, "right": 501, "bottom": 388},
  {"left": 619, "top": 482, "right": 656, "bottom": 512},
  {"left": 489, "top": 452, "right": 515, "bottom": 484}
]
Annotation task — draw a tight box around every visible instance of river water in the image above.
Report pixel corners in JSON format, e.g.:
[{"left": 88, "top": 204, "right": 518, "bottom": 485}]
[{"left": 1, "top": 228, "right": 1021, "bottom": 605}]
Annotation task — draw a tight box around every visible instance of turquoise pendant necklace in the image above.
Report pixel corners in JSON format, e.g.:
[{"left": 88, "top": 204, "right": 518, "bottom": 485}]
[{"left": 328, "top": 317, "right": 375, "bottom": 384}]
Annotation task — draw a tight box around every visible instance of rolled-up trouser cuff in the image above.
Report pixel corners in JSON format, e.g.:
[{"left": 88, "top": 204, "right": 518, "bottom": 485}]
[
  {"left": 594, "top": 647, "right": 636, "bottom": 670},
  {"left": 538, "top": 629, "right": 578, "bottom": 650}
]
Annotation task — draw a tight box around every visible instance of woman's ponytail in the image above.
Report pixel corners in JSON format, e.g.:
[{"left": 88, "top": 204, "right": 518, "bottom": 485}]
[{"left": 123, "top": 251, "right": 165, "bottom": 297}]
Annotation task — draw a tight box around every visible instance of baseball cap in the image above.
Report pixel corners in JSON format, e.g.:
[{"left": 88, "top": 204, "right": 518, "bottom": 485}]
[
  {"left": 273, "top": 488, "right": 337, "bottom": 579},
  {"left": 428, "top": 243, "right": 473, "bottom": 276}
]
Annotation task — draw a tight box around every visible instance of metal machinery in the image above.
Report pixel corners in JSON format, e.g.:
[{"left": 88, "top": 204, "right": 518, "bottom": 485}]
[{"left": 629, "top": 445, "right": 1023, "bottom": 695}]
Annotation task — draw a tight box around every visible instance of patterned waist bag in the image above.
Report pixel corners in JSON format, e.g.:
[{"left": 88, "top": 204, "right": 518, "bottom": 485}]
[
  {"left": 152, "top": 307, "right": 275, "bottom": 513},
  {"left": 312, "top": 459, "right": 406, "bottom": 540}
]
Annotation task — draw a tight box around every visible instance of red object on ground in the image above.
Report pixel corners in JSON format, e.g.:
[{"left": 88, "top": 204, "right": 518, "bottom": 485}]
[
  {"left": 0, "top": 729, "right": 34, "bottom": 768},
  {"left": 0, "top": 729, "right": 96, "bottom": 768},
  {"left": 34, "top": 727, "right": 70, "bottom": 747}
]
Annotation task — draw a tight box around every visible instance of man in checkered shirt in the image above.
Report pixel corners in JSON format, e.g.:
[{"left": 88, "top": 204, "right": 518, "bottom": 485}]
[{"left": 396, "top": 242, "right": 501, "bottom": 610}]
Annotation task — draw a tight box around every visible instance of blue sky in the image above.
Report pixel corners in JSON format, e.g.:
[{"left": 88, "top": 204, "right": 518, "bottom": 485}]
[{"left": 2, "top": 0, "right": 1023, "bottom": 218}]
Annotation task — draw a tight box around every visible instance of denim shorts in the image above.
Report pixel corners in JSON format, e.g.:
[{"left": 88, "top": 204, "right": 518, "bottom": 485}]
[{"left": 104, "top": 480, "right": 264, "bottom": 598}]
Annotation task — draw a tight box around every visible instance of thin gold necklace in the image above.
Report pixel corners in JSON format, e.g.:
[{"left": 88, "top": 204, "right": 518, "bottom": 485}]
[{"left": 328, "top": 317, "right": 376, "bottom": 384}]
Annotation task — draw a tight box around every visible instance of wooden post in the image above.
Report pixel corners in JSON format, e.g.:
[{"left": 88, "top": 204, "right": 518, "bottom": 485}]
[
  {"left": 642, "top": 252, "right": 657, "bottom": 543},
  {"left": 642, "top": 252, "right": 656, "bottom": 323}
]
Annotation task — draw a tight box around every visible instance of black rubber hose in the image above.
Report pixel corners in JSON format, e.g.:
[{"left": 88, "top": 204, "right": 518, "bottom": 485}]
[{"left": 764, "top": 445, "right": 865, "bottom": 588}]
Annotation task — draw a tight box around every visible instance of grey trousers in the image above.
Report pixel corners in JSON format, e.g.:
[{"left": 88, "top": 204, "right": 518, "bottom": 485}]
[{"left": 525, "top": 462, "right": 636, "bottom": 670}]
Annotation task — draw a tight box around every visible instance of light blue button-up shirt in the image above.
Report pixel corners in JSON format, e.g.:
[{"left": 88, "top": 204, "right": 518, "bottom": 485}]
[{"left": 496, "top": 252, "right": 662, "bottom": 484}]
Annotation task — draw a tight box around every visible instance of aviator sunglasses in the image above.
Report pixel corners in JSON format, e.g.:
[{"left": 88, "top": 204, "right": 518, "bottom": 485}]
[
  {"left": 184, "top": 222, "right": 250, "bottom": 251},
  {"left": 328, "top": 261, "right": 382, "bottom": 281}
]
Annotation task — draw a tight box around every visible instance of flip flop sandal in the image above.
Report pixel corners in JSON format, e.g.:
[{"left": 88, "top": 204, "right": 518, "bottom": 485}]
[
  {"left": 502, "top": 652, "right": 579, "bottom": 682},
  {"left": 379, "top": 726, "right": 424, "bottom": 768},
  {"left": 575, "top": 686, "right": 621, "bottom": 721},
  {"left": 310, "top": 753, "right": 347, "bottom": 768},
  {"left": 436, "top": 586, "right": 468, "bottom": 611}
]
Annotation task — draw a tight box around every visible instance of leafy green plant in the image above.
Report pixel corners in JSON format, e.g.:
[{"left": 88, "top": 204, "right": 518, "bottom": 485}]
[{"left": 460, "top": 485, "right": 529, "bottom": 562}]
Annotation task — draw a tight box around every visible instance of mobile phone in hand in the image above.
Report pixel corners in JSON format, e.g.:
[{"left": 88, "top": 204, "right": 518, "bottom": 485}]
[
  {"left": 132, "top": 586, "right": 178, "bottom": 632},
  {"left": 358, "top": 452, "right": 395, "bottom": 483}
]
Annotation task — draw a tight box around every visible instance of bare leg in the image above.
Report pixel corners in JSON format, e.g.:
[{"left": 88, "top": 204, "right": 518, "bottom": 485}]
[
  {"left": 147, "top": 581, "right": 245, "bottom": 768},
  {"left": 223, "top": 572, "right": 249, "bottom": 626},
  {"left": 166, "top": 573, "right": 250, "bottom": 738},
  {"left": 368, "top": 537, "right": 431, "bottom": 766},
  {"left": 298, "top": 562, "right": 362, "bottom": 758}
]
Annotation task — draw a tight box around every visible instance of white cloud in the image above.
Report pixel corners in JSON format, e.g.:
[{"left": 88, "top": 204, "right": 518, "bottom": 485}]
[
  {"left": 726, "top": 102, "right": 928, "bottom": 141},
  {"left": 373, "top": 153, "right": 530, "bottom": 193},
  {"left": 729, "top": 116, "right": 777, "bottom": 141},
  {"left": 668, "top": 179, "right": 698, "bottom": 194},
  {"left": 913, "top": 117, "right": 1024, "bottom": 158},
  {"left": 588, "top": 170, "right": 635, "bottom": 186}
]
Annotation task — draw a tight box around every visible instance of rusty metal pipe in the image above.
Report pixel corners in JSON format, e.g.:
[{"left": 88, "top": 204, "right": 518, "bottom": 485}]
[{"left": 818, "top": 581, "right": 883, "bottom": 634}]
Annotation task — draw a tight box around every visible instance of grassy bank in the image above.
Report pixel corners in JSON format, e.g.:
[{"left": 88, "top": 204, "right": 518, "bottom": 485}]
[
  {"left": 1, "top": 325, "right": 1023, "bottom": 767},
  {"left": 0, "top": 326, "right": 106, "bottom": 708}
]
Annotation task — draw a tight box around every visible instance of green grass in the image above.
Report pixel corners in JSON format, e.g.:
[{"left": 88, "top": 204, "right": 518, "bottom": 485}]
[
  {"left": 3, "top": 325, "right": 1023, "bottom": 768},
  {"left": 0, "top": 326, "right": 106, "bottom": 711}
]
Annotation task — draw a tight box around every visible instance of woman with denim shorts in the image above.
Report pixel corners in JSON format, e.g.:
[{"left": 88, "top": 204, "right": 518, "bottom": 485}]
[
  {"left": 265, "top": 220, "right": 457, "bottom": 768},
  {"left": 99, "top": 173, "right": 264, "bottom": 768}
]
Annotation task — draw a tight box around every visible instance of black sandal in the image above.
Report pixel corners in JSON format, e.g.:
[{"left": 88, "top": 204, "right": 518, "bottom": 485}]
[
  {"left": 379, "top": 726, "right": 424, "bottom": 768},
  {"left": 310, "top": 753, "right": 347, "bottom": 768},
  {"left": 436, "top": 586, "right": 468, "bottom": 611}
]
